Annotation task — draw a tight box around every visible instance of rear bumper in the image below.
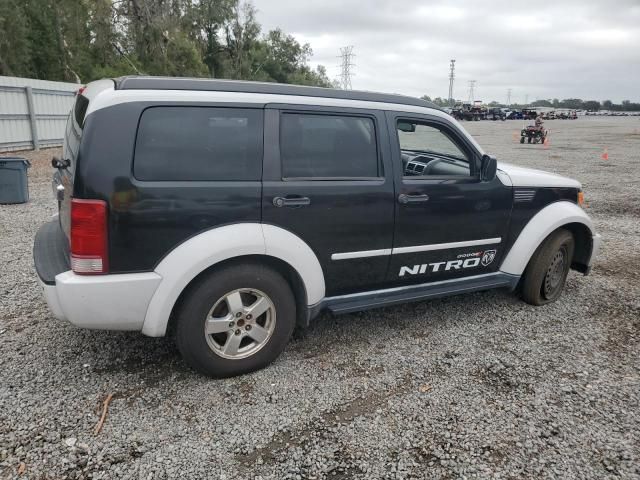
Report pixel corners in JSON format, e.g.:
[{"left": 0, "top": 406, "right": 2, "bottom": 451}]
[
  {"left": 41, "top": 271, "right": 162, "bottom": 330},
  {"left": 34, "top": 220, "right": 162, "bottom": 330}
]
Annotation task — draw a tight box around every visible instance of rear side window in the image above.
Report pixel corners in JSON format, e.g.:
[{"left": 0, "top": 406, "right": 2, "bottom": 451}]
[
  {"left": 134, "top": 107, "right": 263, "bottom": 181},
  {"left": 280, "top": 113, "right": 379, "bottom": 179},
  {"left": 74, "top": 95, "right": 89, "bottom": 127}
]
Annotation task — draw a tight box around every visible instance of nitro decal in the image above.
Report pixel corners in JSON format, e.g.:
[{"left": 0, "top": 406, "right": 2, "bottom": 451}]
[{"left": 398, "top": 249, "right": 498, "bottom": 277}]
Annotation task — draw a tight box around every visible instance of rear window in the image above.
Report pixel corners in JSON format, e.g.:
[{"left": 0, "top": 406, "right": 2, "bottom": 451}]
[
  {"left": 280, "top": 113, "right": 379, "bottom": 179},
  {"left": 134, "top": 107, "right": 263, "bottom": 181}
]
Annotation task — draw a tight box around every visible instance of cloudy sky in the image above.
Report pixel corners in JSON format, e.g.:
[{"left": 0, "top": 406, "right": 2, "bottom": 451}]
[{"left": 252, "top": 0, "right": 640, "bottom": 103}]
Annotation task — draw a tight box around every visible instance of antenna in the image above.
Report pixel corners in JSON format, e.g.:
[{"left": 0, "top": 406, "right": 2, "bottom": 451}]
[
  {"left": 448, "top": 59, "right": 456, "bottom": 106},
  {"left": 338, "top": 46, "right": 355, "bottom": 90},
  {"left": 507, "top": 88, "right": 512, "bottom": 106},
  {"left": 467, "top": 80, "right": 476, "bottom": 103}
]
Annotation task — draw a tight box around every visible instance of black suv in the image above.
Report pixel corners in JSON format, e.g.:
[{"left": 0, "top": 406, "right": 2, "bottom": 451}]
[{"left": 34, "top": 77, "right": 601, "bottom": 377}]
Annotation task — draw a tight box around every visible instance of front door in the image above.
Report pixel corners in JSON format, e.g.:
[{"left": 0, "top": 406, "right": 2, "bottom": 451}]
[
  {"left": 262, "top": 106, "right": 395, "bottom": 296},
  {"left": 386, "top": 112, "right": 512, "bottom": 285}
]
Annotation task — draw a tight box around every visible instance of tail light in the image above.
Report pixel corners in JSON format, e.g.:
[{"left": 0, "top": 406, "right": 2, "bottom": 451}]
[{"left": 70, "top": 199, "right": 108, "bottom": 274}]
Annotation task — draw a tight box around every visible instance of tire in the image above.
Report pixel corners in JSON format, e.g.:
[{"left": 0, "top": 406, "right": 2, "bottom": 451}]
[
  {"left": 175, "top": 262, "right": 296, "bottom": 377},
  {"left": 521, "top": 229, "right": 575, "bottom": 306},
  {"left": 527, "top": 137, "right": 532, "bottom": 144},
  {"left": 520, "top": 137, "right": 525, "bottom": 144}
]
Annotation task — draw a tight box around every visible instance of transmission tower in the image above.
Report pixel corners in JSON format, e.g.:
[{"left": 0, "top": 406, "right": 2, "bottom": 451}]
[
  {"left": 467, "top": 80, "right": 476, "bottom": 103},
  {"left": 507, "top": 88, "right": 512, "bottom": 106},
  {"left": 448, "top": 59, "right": 456, "bottom": 106},
  {"left": 338, "top": 46, "right": 355, "bottom": 90}
]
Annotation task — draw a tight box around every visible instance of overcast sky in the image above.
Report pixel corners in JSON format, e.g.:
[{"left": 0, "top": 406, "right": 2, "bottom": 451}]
[{"left": 252, "top": 0, "right": 640, "bottom": 103}]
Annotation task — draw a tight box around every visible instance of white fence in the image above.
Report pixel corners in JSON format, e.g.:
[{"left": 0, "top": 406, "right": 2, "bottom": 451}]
[{"left": 0, "top": 76, "right": 79, "bottom": 152}]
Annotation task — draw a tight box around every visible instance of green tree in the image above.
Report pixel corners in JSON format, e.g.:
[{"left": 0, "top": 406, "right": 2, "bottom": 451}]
[
  {"left": 583, "top": 100, "right": 600, "bottom": 111},
  {"left": 0, "top": 0, "right": 333, "bottom": 87},
  {"left": 0, "top": 0, "right": 32, "bottom": 76}
]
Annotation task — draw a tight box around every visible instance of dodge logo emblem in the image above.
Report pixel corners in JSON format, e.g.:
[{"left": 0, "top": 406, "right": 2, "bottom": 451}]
[{"left": 481, "top": 249, "right": 497, "bottom": 267}]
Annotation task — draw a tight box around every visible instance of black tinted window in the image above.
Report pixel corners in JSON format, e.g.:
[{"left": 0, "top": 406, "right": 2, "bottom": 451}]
[
  {"left": 134, "top": 107, "right": 263, "bottom": 181},
  {"left": 74, "top": 95, "right": 89, "bottom": 127},
  {"left": 280, "top": 113, "right": 378, "bottom": 178}
]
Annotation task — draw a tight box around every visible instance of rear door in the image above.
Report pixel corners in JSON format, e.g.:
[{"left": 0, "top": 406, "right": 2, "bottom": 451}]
[
  {"left": 262, "top": 105, "right": 395, "bottom": 296},
  {"left": 386, "top": 112, "right": 512, "bottom": 284}
]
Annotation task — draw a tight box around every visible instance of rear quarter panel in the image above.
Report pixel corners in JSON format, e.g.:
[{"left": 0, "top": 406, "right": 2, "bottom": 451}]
[{"left": 75, "top": 101, "right": 264, "bottom": 273}]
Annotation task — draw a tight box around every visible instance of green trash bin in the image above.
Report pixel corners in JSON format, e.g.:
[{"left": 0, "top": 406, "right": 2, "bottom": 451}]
[{"left": 0, "top": 157, "right": 31, "bottom": 204}]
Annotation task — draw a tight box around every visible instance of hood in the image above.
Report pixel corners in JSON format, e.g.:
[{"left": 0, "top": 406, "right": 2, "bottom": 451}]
[{"left": 497, "top": 162, "right": 581, "bottom": 189}]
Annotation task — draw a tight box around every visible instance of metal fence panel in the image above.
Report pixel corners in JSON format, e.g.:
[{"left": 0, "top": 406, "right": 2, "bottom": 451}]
[{"left": 0, "top": 76, "right": 79, "bottom": 152}]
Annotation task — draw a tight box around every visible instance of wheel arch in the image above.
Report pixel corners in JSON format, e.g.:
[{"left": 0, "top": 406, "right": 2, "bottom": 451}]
[
  {"left": 166, "top": 255, "right": 310, "bottom": 337},
  {"left": 562, "top": 222, "right": 593, "bottom": 273},
  {"left": 500, "top": 201, "right": 595, "bottom": 276},
  {"left": 142, "top": 223, "right": 325, "bottom": 337}
]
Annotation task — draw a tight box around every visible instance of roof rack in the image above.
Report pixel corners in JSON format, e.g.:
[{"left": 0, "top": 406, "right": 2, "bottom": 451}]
[{"left": 114, "top": 76, "right": 439, "bottom": 110}]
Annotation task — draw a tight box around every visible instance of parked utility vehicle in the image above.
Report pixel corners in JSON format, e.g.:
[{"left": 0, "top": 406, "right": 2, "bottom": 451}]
[{"left": 34, "top": 77, "right": 601, "bottom": 377}]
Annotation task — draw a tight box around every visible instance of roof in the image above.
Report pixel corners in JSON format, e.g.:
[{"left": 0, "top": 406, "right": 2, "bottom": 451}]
[{"left": 114, "top": 76, "right": 440, "bottom": 111}]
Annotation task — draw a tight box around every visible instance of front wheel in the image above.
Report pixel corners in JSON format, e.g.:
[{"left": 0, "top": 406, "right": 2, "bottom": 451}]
[
  {"left": 175, "top": 262, "right": 296, "bottom": 377},
  {"left": 521, "top": 229, "right": 575, "bottom": 305}
]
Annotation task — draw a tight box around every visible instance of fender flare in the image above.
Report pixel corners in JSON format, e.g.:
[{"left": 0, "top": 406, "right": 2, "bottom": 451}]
[
  {"left": 141, "top": 223, "right": 325, "bottom": 337},
  {"left": 499, "top": 201, "right": 595, "bottom": 276}
]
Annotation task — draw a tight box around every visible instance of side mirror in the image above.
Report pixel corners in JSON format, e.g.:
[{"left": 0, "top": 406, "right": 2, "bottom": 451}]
[
  {"left": 52, "top": 157, "right": 70, "bottom": 170},
  {"left": 480, "top": 154, "right": 497, "bottom": 182}
]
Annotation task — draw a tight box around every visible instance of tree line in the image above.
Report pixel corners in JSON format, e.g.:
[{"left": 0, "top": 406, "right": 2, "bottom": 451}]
[
  {"left": 0, "top": 0, "right": 333, "bottom": 87},
  {"left": 422, "top": 95, "right": 640, "bottom": 112}
]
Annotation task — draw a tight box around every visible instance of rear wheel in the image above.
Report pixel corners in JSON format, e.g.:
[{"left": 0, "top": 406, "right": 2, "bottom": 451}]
[
  {"left": 520, "top": 136, "right": 525, "bottom": 144},
  {"left": 175, "top": 262, "right": 296, "bottom": 377},
  {"left": 521, "top": 229, "right": 575, "bottom": 305}
]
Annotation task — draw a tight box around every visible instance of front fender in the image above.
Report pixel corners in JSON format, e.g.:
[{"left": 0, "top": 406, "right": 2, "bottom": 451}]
[{"left": 500, "top": 201, "right": 595, "bottom": 276}]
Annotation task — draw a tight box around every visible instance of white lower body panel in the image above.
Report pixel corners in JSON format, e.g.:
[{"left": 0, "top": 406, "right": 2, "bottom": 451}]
[
  {"left": 42, "top": 271, "right": 162, "bottom": 330},
  {"left": 590, "top": 233, "right": 602, "bottom": 266}
]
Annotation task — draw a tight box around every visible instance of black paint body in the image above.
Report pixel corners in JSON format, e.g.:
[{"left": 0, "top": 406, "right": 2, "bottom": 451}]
[{"left": 66, "top": 98, "right": 579, "bottom": 297}]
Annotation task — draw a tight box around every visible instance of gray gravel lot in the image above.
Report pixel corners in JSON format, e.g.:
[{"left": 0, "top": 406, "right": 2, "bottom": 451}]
[{"left": 1, "top": 116, "right": 639, "bottom": 479}]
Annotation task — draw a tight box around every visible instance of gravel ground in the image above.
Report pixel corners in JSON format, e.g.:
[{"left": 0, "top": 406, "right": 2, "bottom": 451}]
[{"left": 1, "top": 116, "right": 639, "bottom": 479}]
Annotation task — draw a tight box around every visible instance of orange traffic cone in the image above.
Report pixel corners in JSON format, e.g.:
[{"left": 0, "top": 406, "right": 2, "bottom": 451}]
[{"left": 601, "top": 147, "right": 609, "bottom": 160}]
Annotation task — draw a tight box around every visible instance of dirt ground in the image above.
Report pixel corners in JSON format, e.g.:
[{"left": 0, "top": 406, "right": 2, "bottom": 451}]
[{"left": 1, "top": 116, "right": 639, "bottom": 479}]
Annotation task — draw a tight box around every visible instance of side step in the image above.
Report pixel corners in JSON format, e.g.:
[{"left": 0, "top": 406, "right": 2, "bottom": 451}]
[{"left": 321, "top": 272, "right": 520, "bottom": 316}]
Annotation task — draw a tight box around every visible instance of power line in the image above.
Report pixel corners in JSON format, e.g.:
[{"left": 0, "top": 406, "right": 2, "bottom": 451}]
[
  {"left": 448, "top": 59, "right": 456, "bottom": 106},
  {"left": 338, "top": 46, "right": 355, "bottom": 90},
  {"left": 467, "top": 80, "right": 476, "bottom": 103}
]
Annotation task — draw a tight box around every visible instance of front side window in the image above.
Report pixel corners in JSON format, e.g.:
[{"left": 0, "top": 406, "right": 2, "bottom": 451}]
[
  {"left": 397, "top": 121, "right": 470, "bottom": 177},
  {"left": 134, "top": 107, "right": 263, "bottom": 181},
  {"left": 280, "top": 113, "right": 379, "bottom": 179}
]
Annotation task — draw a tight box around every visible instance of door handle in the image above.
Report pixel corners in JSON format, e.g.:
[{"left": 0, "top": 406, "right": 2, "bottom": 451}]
[
  {"left": 273, "top": 196, "right": 311, "bottom": 208},
  {"left": 398, "top": 193, "right": 429, "bottom": 204}
]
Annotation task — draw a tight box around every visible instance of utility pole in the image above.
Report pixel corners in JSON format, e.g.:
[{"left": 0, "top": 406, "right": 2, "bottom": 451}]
[
  {"left": 467, "top": 80, "right": 476, "bottom": 103},
  {"left": 507, "top": 88, "right": 512, "bottom": 106},
  {"left": 338, "top": 46, "right": 355, "bottom": 90},
  {"left": 448, "top": 59, "right": 456, "bottom": 106}
]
